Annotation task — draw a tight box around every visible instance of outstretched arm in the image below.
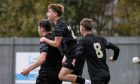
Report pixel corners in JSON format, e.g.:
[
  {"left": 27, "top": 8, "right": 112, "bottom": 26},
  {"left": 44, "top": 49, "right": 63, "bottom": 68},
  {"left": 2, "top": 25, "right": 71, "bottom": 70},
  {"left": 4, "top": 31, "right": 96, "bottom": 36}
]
[{"left": 21, "top": 52, "right": 47, "bottom": 76}]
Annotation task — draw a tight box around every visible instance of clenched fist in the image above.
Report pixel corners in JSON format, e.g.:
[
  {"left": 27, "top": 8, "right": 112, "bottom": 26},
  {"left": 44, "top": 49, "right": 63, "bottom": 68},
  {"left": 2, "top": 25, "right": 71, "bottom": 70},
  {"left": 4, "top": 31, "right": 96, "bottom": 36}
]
[{"left": 21, "top": 68, "right": 30, "bottom": 76}]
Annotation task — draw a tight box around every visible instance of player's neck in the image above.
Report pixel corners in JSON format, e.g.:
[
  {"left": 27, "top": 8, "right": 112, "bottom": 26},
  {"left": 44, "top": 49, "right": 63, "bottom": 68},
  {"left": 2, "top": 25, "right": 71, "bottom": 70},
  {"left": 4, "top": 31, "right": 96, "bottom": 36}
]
[
  {"left": 83, "top": 31, "right": 92, "bottom": 37},
  {"left": 53, "top": 17, "right": 61, "bottom": 25},
  {"left": 42, "top": 31, "right": 52, "bottom": 36}
]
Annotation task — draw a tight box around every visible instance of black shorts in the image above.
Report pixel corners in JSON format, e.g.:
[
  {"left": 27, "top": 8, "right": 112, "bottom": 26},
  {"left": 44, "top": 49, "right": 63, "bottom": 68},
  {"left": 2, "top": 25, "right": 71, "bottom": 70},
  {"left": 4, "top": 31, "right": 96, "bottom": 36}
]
[
  {"left": 62, "top": 55, "right": 85, "bottom": 76},
  {"left": 62, "top": 58, "right": 75, "bottom": 70},
  {"left": 91, "top": 76, "right": 110, "bottom": 84},
  {"left": 36, "top": 69, "right": 62, "bottom": 84},
  {"left": 62, "top": 40, "right": 77, "bottom": 59},
  {"left": 63, "top": 47, "right": 76, "bottom": 59},
  {"left": 72, "top": 55, "right": 85, "bottom": 76}
]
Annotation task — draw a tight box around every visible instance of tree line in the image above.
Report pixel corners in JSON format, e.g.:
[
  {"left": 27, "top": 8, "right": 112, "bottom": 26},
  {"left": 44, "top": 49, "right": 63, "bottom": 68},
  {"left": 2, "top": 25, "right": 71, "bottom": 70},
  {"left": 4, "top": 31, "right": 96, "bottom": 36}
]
[{"left": 0, "top": 0, "right": 140, "bottom": 37}]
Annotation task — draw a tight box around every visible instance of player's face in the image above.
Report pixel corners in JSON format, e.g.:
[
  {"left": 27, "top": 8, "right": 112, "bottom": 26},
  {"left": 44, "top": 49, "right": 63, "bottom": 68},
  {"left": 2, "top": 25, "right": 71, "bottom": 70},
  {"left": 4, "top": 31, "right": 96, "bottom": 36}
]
[{"left": 46, "top": 9, "right": 56, "bottom": 21}]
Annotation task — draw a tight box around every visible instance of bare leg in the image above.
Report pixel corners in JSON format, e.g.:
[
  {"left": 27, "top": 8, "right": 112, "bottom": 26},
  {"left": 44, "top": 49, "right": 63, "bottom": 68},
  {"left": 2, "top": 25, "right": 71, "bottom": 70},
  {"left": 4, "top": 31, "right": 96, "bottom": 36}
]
[
  {"left": 59, "top": 67, "right": 77, "bottom": 83},
  {"left": 71, "top": 83, "right": 77, "bottom": 84}
]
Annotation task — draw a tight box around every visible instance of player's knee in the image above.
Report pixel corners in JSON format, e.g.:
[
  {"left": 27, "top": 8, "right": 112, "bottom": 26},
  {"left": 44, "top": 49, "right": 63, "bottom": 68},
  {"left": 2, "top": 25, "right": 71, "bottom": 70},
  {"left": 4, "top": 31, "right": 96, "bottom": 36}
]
[
  {"left": 58, "top": 73, "right": 65, "bottom": 81},
  {"left": 58, "top": 73, "right": 67, "bottom": 81}
]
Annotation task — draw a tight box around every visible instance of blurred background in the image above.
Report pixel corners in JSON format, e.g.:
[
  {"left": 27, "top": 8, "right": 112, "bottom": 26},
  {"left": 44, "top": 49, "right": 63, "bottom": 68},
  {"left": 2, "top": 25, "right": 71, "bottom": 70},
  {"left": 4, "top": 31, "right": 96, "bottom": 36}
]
[
  {"left": 0, "top": 0, "right": 140, "bottom": 84},
  {"left": 0, "top": 0, "right": 140, "bottom": 37}
]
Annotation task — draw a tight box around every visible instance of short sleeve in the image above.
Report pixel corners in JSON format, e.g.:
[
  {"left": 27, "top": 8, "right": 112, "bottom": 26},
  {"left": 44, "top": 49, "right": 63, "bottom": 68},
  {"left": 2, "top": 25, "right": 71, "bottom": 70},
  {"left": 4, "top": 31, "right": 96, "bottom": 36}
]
[
  {"left": 40, "top": 42, "right": 48, "bottom": 53},
  {"left": 54, "top": 23, "right": 65, "bottom": 36}
]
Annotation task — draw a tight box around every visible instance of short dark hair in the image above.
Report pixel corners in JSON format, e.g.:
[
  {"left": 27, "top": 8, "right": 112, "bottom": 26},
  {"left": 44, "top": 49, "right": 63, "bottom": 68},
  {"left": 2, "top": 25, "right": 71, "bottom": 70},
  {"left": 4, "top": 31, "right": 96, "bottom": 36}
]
[
  {"left": 48, "top": 3, "right": 64, "bottom": 16},
  {"left": 80, "top": 18, "right": 93, "bottom": 31},
  {"left": 38, "top": 19, "right": 51, "bottom": 32}
]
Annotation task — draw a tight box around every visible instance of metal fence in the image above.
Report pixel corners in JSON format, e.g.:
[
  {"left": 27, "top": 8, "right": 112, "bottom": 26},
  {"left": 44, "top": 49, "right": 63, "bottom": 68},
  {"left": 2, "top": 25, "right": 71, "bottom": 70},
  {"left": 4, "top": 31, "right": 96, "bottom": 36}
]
[{"left": 0, "top": 37, "right": 139, "bottom": 84}]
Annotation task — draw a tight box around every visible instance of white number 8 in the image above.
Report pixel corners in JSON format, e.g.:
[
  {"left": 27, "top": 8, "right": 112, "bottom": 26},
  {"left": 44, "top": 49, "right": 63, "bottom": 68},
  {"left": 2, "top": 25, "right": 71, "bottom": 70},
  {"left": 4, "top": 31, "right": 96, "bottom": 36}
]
[{"left": 93, "top": 43, "right": 103, "bottom": 58}]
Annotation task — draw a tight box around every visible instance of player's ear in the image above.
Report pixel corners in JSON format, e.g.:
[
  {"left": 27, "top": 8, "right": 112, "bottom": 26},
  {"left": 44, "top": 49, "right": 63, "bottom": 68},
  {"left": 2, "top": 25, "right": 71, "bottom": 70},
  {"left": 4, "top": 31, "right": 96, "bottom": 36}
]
[
  {"left": 53, "top": 12, "right": 58, "bottom": 17},
  {"left": 81, "top": 26, "right": 85, "bottom": 32},
  {"left": 42, "top": 27, "right": 46, "bottom": 32},
  {"left": 80, "top": 25, "right": 85, "bottom": 35}
]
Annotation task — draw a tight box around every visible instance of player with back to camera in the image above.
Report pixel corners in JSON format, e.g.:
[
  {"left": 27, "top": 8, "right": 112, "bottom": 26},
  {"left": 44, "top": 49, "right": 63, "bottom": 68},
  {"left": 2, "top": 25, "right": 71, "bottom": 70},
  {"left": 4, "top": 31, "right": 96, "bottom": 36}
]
[{"left": 76, "top": 18, "right": 120, "bottom": 84}]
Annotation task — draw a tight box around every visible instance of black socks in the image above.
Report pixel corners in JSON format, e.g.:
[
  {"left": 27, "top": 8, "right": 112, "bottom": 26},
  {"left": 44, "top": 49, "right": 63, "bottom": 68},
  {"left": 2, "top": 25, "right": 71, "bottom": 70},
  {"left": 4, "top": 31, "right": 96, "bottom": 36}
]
[{"left": 76, "top": 76, "right": 85, "bottom": 84}]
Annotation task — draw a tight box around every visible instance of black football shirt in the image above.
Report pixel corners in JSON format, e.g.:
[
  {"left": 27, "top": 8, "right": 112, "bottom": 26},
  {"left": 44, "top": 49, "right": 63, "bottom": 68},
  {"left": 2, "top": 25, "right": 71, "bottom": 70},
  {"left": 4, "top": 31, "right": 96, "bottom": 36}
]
[
  {"left": 40, "top": 33, "right": 63, "bottom": 71},
  {"left": 76, "top": 34, "right": 119, "bottom": 80},
  {"left": 54, "top": 18, "right": 77, "bottom": 58}
]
